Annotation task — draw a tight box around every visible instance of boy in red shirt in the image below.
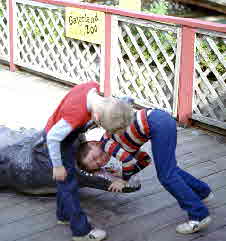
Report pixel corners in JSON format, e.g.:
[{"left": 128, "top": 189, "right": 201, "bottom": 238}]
[{"left": 45, "top": 81, "right": 133, "bottom": 241}]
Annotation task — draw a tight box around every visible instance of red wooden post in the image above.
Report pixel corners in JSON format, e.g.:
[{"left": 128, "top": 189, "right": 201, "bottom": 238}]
[
  {"left": 177, "top": 26, "right": 196, "bottom": 126},
  {"left": 104, "top": 13, "right": 112, "bottom": 96},
  {"left": 8, "top": 0, "right": 16, "bottom": 72}
]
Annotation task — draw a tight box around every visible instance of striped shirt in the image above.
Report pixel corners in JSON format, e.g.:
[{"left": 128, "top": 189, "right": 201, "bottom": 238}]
[{"left": 101, "top": 109, "right": 152, "bottom": 180}]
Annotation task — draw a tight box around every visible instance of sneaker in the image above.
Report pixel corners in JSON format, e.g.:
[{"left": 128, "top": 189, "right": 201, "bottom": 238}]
[
  {"left": 72, "top": 228, "right": 107, "bottom": 241},
  {"left": 203, "top": 192, "right": 214, "bottom": 204},
  {"left": 176, "top": 216, "right": 211, "bottom": 234}
]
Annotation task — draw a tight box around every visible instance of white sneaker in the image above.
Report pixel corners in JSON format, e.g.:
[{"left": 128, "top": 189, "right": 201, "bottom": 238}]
[
  {"left": 176, "top": 216, "right": 211, "bottom": 234},
  {"left": 203, "top": 192, "right": 214, "bottom": 204},
  {"left": 72, "top": 228, "right": 107, "bottom": 241}
]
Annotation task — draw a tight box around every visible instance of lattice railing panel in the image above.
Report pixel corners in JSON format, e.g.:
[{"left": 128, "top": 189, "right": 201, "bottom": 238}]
[
  {"left": 193, "top": 31, "right": 226, "bottom": 128},
  {"left": 115, "top": 17, "right": 180, "bottom": 115},
  {"left": 0, "top": 0, "right": 9, "bottom": 61},
  {"left": 15, "top": 2, "right": 101, "bottom": 84}
]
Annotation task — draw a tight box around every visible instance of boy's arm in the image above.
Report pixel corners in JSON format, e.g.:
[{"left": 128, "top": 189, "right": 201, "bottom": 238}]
[
  {"left": 101, "top": 133, "right": 151, "bottom": 181},
  {"left": 46, "top": 119, "right": 73, "bottom": 167},
  {"left": 133, "top": 150, "right": 152, "bottom": 173}
]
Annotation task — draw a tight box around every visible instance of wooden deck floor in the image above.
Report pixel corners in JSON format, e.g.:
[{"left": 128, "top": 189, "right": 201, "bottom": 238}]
[
  {"left": 1, "top": 127, "right": 226, "bottom": 241},
  {"left": 0, "top": 64, "right": 226, "bottom": 241}
]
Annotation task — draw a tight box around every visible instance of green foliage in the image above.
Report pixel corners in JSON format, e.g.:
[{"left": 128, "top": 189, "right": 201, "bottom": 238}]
[
  {"left": 122, "top": 22, "right": 176, "bottom": 74},
  {"left": 0, "top": 0, "right": 6, "bottom": 18},
  {"left": 18, "top": 4, "right": 64, "bottom": 46},
  {"left": 119, "top": 0, "right": 175, "bottom": 73},
  {"left": 198, "top": 37, "right": 226, "bottom": 79},
  {"left": 0, "top": 0, "right": 7, "bottom": 33},
  {"left": 144, "top": 0, "right": 169, "bottom": 15}
]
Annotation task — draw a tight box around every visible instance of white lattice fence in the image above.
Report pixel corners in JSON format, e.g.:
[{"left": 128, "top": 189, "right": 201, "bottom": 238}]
[
  {"left": 193, "top": 30, "right": 226, "bottom": 129},
  {"left": 15, "top": 0, "right": 102, "bottom": 85},
  {"left": 111, "top": 16, "right": 181, "bottom": 116},
  {"left": 0, "top": 0, "right": 9, "bottom": 61}
]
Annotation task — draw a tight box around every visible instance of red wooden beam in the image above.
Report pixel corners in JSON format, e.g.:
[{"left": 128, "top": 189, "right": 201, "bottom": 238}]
[
  {"left": 104, "top": 13, "right": 112, "bottom": 97},
  {"left": 35, "top": 0, "right": 226, "bottom": 33},
  {"left": 177, "top": 26, "right": 196, "bottom": 125},
  {"left": 8, "top": 0, "right": 16, "bottom": 71}
]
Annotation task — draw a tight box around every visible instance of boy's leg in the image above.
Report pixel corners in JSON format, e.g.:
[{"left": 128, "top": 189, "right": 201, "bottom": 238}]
[
  {"left": 57, "top": 134, "right": 91, "bottom": 237},
  {"left": 176, "top": 167, "right": 211, "bottom": 200},
  {"left": 148, "top": 110, "right": 209, "bottom": 221},
  {"left": 56, "top": 174, "right": 91, "bottom": 236}
]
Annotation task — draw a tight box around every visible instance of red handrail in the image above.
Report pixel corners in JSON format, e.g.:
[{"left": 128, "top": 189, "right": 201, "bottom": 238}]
[{"left": 35, "top": 0, "right": 226, "bottom": 33}]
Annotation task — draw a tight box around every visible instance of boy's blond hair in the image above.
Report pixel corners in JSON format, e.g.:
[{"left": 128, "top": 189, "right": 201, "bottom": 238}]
[{"left": 98, "top": 97, "right": 134, "bottom": 133}]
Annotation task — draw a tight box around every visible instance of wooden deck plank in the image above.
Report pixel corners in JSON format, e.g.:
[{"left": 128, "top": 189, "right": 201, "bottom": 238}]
[
  {"left": 111, "top": 163, "right": 226, "bottom": 208},
  {"left": 178, "top": 145, "right": 226, "bottom": 169},
  {"left": 103, "top": 186, "right": 226, "bottom": 241},
  {"left": 19, "top": 185, "right": 226, "bottom": 241},
  {"left": 193, "top": 227, "right": 226, "bottom": 241},
  {"left": 184, "top": 161, "right": 226, "bottom": 179},
  {"left": 16, "top": 225, "right": 72, "bottom": 241},
  {"left": 0, "top": 196, "right": 55, "bottom": 226},
  {"left": 0, "top": 211, "right": 56, "bottom": 241},
  {"left": 176, "top": 136, "right": 224, "bottom": 157},
  {"left": 75, "top": 162, "right": 226, "bottom": 217},
  {"left": 92, "top": 185, "right": 226, "bottom": 238},
  {"left": 135, "top": 205, "right": 226, "bottom": 241},
  {"left": 0, "top": 190, "right": 29, "bottom": 209},
  {"left": 80, "top": 170, "right": 226, "bottom": 227}
]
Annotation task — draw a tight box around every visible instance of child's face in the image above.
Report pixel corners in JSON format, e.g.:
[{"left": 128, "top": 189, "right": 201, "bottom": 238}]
[{"left": 82, "top": 145, "right": 110, "bottom": 171}]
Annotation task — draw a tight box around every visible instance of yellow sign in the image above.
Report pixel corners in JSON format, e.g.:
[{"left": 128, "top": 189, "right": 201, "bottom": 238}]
[
  {"left": 65, "top": 8, "right": 105, "bottom": 45},
  {"left": 119, "top": 0, "right": 141, "bottom": 11}
]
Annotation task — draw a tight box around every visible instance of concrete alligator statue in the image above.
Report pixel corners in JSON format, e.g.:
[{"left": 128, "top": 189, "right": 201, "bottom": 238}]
[{"left": 0, "top": 125, "right": 141, "bottom": 195}]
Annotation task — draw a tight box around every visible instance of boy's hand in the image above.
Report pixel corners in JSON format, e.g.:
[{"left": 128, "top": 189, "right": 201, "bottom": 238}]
[
  {"left": 108, "top": 179, "right": 128, "bottom": 192},
  {"left": 53, "top": 166, "right": 67, "bottom": 181}
]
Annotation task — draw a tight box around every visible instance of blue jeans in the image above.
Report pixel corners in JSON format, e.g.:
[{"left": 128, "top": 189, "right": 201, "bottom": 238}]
[
  {"left": 56, "top": 131, "right": 91, "bottom": 237},
  {"left": 148, "top": 109, "right": 211, "bottom": 221}
]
